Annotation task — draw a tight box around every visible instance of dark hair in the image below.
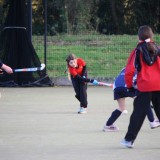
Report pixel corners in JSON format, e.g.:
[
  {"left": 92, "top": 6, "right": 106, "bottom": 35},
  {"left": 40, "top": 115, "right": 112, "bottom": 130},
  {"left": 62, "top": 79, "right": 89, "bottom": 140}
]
[
  {"left": 138, "top": 25, "right": 154, "bottom": 41},
  {"left": 66, "top": 54, "right": 77, "bottom": 63},
  {"left": 147, "top": 42, "right": 159, "bottom": 56}
]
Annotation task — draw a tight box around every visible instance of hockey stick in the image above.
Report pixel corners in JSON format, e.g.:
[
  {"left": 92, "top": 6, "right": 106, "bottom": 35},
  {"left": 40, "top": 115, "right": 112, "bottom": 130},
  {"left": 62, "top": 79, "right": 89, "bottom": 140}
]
[
  {"left": 98, "top": 82, "right": 113, "bottom": 87},
  {"left": 13, "top": 64, "right": 45, "bottom": 72}
]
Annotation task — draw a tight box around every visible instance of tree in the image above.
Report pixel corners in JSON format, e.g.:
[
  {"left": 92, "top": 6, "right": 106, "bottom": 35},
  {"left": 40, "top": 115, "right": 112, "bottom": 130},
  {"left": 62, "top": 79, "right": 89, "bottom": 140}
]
[{"left": 1, "top": 0, "right": 159, "bottom": 35}]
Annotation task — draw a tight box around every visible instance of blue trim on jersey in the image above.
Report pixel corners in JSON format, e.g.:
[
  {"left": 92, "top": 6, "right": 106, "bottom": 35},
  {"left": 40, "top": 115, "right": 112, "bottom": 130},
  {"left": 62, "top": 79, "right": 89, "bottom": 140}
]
[
  {"left": 113, "top": 68, "right": 137, "bottom": 89},
  {"left": 113, "top": 68, "right": 126, "bottom": 89}
]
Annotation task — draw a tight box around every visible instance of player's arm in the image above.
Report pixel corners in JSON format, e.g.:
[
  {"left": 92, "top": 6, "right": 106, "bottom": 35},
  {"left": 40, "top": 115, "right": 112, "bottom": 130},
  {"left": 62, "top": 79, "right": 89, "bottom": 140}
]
[
  {"left": 79, "top": 58, "right": 87, "bottom": 77},
  {"left": 125, "top": 49, "right": 136, "bottom": 88},
  {"left": 82, "top": 65, "right": 87, "bottom": 77},
  {"left": 75, "top": 74, "right": 95, "bottom": 83},
  {"left": 1, "top": 64, "right": 13, "bottom": 74},
  {"left": 0, "top": 59, "right": 13, "bottom": 74}
]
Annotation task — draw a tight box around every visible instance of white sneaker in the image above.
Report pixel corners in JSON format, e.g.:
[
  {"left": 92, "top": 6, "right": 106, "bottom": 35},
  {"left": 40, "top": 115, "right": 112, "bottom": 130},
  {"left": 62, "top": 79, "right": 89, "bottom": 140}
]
[
  {"left": 78, "top": 107, "right": 87, "bottom": 114},
  {"left": 121, "top": 139, "right": 134, "bottom": 148},
  {"left": 103, "top": 124, "right": 119, "bottom": 132},
  {"left": 122, "top": 110, "right": 128, "bottom": 115},
  {"left": 150, "top": 119, "right": 160, "bottom": 129}
]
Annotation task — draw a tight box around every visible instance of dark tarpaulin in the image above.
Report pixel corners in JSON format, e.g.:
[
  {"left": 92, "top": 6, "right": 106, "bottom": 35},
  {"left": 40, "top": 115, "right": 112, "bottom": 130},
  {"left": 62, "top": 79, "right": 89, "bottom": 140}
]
[{"left": 0, "top": 0, "right": 53, "bottom": 86}]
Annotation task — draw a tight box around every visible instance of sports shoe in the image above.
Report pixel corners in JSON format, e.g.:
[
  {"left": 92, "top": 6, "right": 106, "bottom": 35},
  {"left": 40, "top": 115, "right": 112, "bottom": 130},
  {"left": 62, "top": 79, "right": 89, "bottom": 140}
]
[
  {"left": 150, "top": 119, "right": 160, "bottom": 129},
  {"left": 121, "top": 139, "right": 134, "bottom": 148},
  {"left": 122, "top": 109, "right": 128, "bottom": 115},
  {"left": 78, "top": 107, "right": 87, "bottom": 114},
  {"left": 103, "top": 124, "right": 119, "bottom": 132}
]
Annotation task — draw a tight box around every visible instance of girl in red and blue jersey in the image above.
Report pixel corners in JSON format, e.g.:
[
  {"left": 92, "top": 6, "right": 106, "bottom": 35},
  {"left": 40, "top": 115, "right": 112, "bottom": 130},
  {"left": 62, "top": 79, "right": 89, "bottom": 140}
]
[{"left": 103, "top": 67, "right": 159, "bottom": 132}]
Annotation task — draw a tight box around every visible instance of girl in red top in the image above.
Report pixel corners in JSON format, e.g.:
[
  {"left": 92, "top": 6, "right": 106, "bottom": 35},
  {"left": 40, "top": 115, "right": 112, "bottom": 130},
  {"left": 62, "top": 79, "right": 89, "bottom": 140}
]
[
  {"left": 66, "top": 54, "right": 98, "bottom": 114},
  {"left": 121, "top": 25, "right": 160, "bottom": 148}
]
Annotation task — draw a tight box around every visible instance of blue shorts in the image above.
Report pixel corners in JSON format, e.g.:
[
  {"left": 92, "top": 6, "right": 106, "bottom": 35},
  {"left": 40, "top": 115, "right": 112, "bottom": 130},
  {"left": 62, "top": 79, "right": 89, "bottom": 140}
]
[{"left": 114, "top": 87, "right": 136, "bottom": 100}]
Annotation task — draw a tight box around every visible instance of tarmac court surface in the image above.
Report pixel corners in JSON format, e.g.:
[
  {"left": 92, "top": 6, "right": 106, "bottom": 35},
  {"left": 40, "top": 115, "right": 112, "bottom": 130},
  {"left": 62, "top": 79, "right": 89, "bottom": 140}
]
[{"left": 0, "top": 87, "right": 159, "bottom": 160}]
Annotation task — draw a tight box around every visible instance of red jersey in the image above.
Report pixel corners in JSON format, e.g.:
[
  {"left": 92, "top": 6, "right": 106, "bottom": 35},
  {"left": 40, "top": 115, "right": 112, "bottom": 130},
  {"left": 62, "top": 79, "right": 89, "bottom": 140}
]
[
  {"left": 68, "top": 58, "right": 86, "bottom": 77},
  {"left": 125, "top": 44, "right": 160, "bottom": 92},
  {"left": 125, "top": 49, "right": 136, "bottom": 88}
]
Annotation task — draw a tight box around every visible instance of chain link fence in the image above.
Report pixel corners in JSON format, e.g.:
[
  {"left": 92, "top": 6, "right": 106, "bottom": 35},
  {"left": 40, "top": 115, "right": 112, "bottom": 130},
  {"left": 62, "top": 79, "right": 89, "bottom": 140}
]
[{"left": 1, "top": 1, "right": 160, "bottom": 85}]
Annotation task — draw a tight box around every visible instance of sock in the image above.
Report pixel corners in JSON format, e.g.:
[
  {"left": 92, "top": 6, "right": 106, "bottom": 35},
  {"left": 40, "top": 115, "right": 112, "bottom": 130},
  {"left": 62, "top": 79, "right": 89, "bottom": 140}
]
[
  {"left": 147, "top": 106, "right": 154, "bottom": 122},
  {"left": 106, "top": 109, "right": 122, "bottom": 126}
]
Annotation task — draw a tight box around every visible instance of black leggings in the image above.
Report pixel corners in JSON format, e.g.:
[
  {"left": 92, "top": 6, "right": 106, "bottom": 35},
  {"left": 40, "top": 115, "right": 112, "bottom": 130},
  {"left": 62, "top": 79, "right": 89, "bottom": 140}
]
[
  {"left": 152, "top": 91, "right": 160, "bottom": 120},
  {"left": 71, "top": 77, "right": 88, "bottom": 108},
  {"left": 125, "top": 91, "right": 160, "bottom": 141}
]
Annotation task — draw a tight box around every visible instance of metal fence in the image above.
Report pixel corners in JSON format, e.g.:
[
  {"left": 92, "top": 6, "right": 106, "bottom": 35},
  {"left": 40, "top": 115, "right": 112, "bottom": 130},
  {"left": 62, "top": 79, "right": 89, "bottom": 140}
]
[
  {"left": 0, "top": 22, "right": 159, "bottom": 80},
  {"left": 31, "top": 1, "right": 160, "bottom": 80},
  {"left": 33, "top": 32, "right": 160, "bottom": 80},
  {"left": 1, "top": 1, "right": 160, "bottom": 81}
]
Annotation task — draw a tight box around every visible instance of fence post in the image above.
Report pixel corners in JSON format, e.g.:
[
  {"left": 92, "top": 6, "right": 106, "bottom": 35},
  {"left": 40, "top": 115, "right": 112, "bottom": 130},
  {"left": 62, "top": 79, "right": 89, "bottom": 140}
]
[
  {"left": 27, "top": 0, "right": 32, "bottom": 42},
  {"left": 44, "top": 0, "right": 47, "bottom": 74}
]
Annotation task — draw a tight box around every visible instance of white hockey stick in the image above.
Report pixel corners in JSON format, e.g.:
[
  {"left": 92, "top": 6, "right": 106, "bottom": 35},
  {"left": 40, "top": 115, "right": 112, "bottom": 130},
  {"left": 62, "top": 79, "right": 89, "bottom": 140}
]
[
  {"left": 98, "top": 82, "right": 113, "bottom": 87},
  {"left": 13, "top": 64, "right": 45, "bottom": 72}
]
